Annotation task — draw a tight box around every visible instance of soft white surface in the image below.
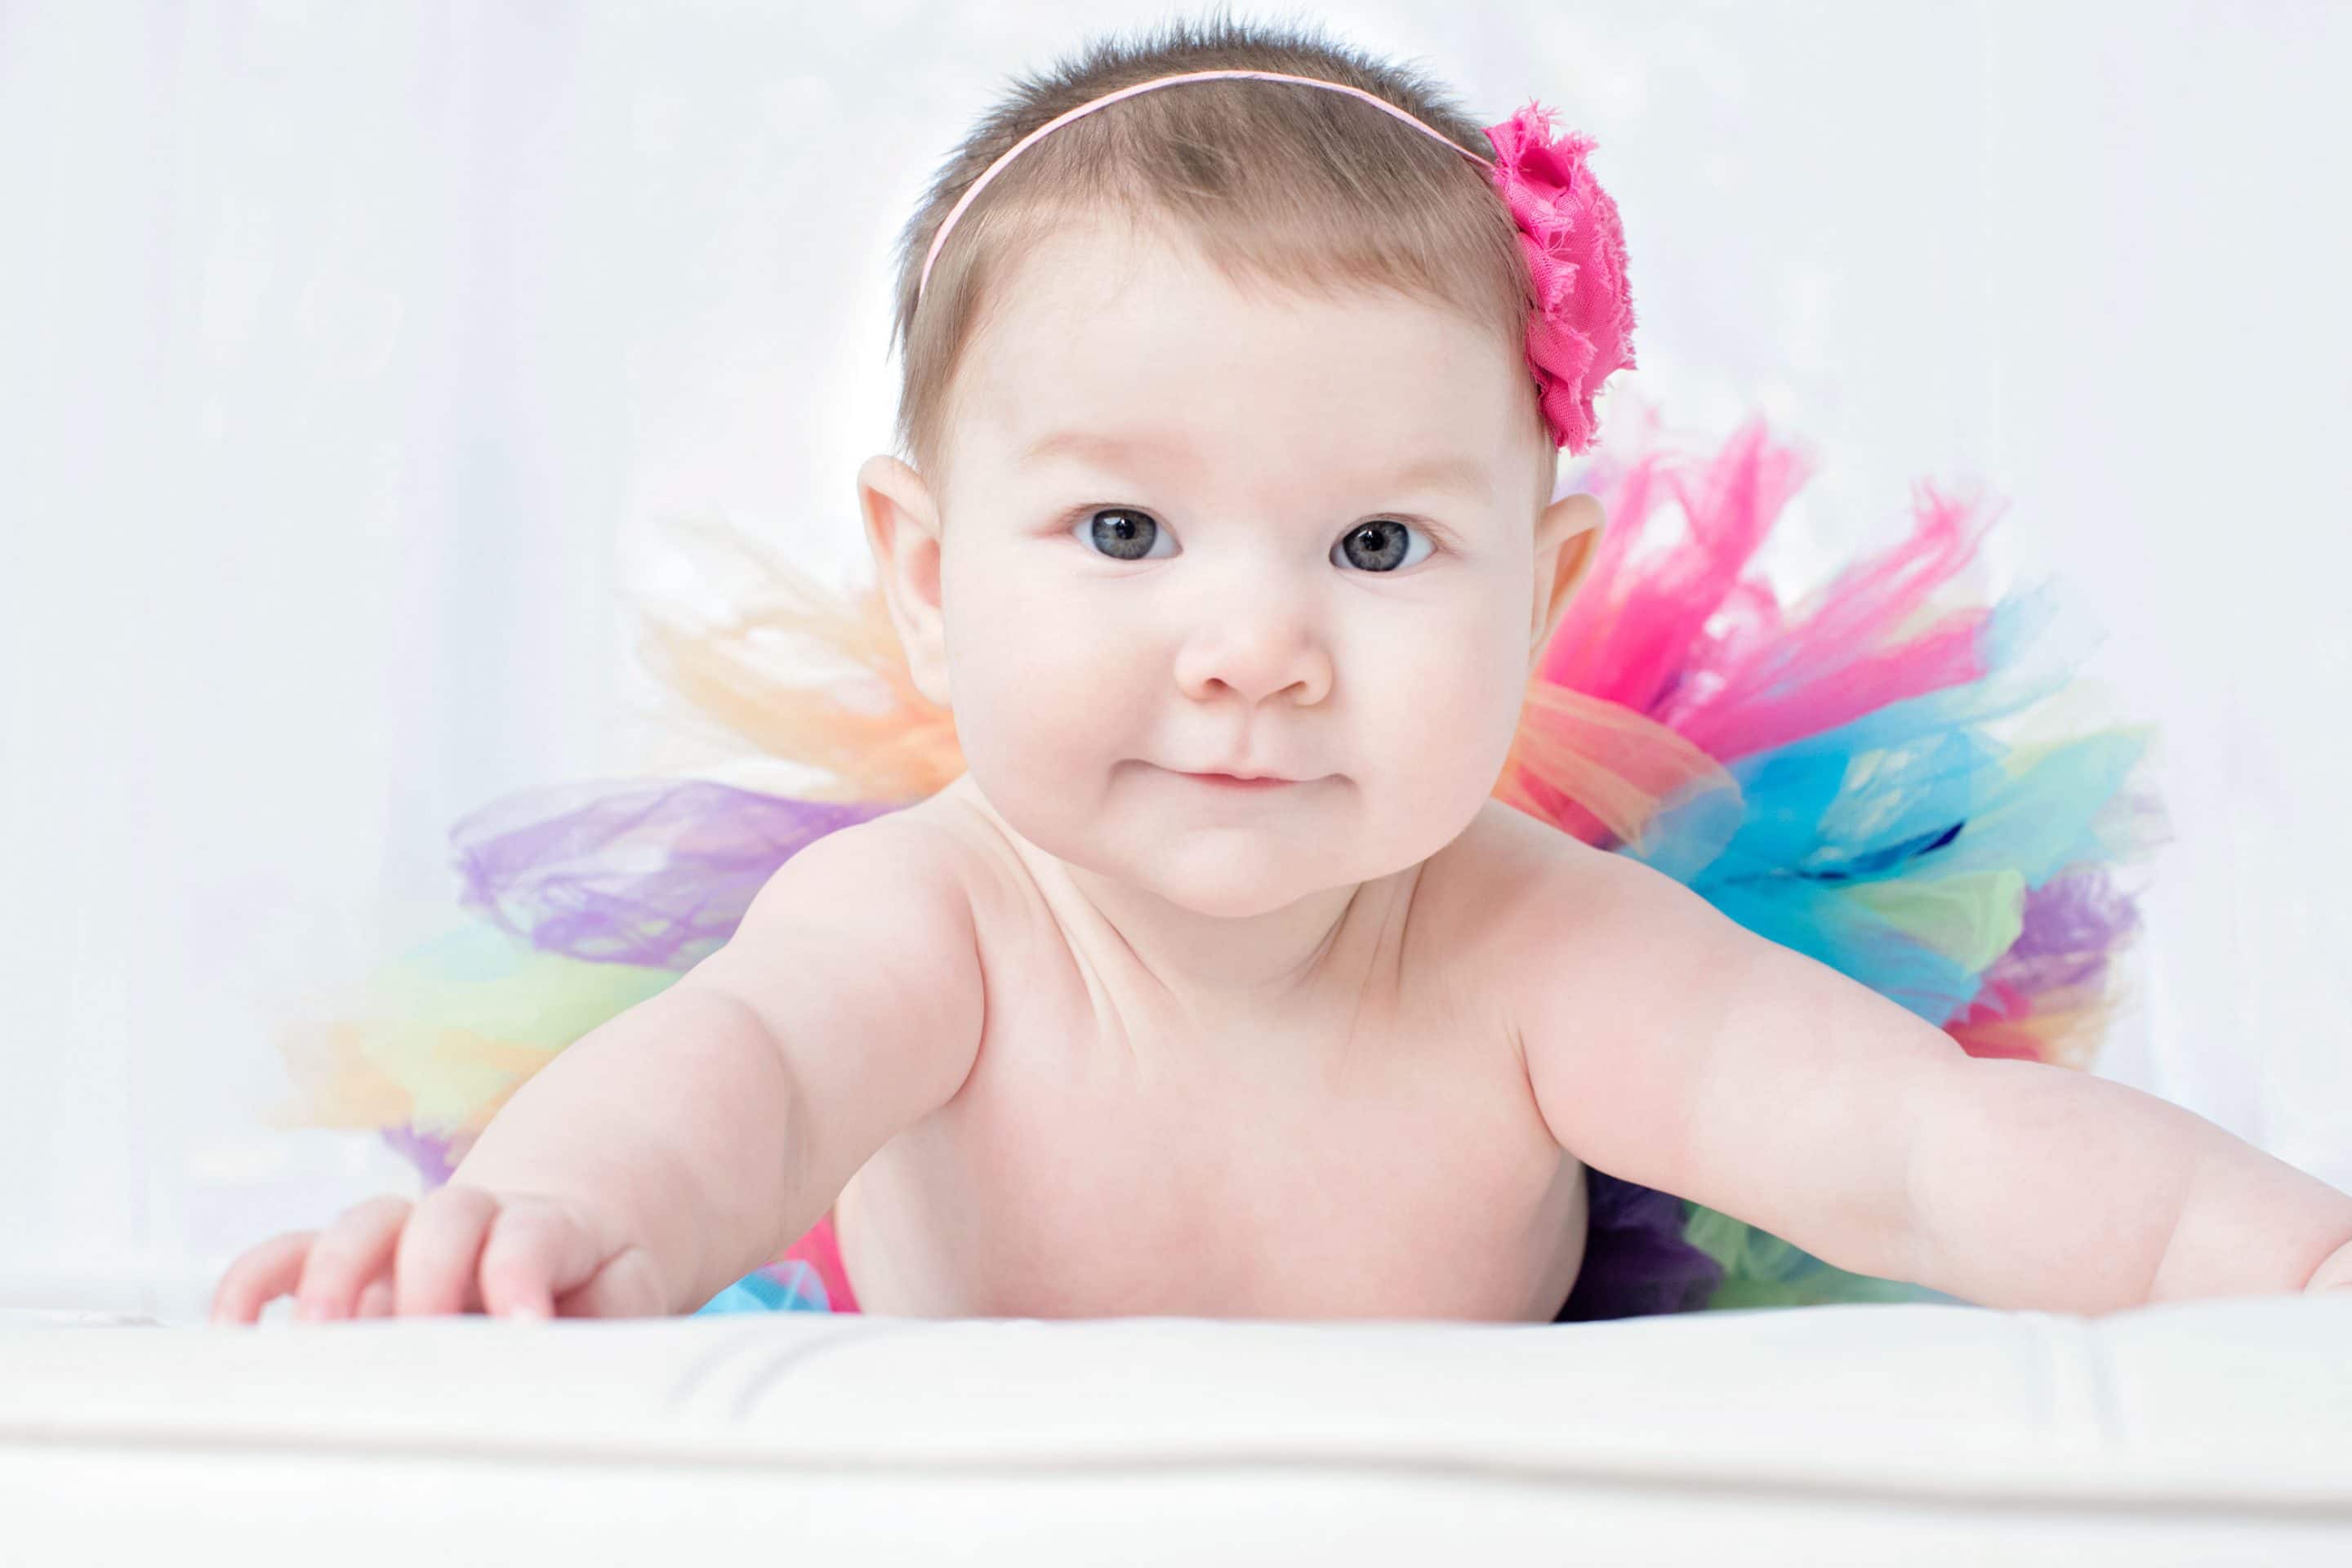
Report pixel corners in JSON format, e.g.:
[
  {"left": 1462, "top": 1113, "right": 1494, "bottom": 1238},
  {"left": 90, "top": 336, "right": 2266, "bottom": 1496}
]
[
  {"left": 5, "top": 1296, "right": 2350, "bottom": 1562},
  {"left": 3, "top": 2, "right": 2349, "bottom": 1319}
]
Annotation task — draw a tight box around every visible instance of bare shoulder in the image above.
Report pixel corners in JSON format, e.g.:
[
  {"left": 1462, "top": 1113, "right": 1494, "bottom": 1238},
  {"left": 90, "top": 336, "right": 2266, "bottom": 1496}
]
[
  {"left": 1422, "top": 801, "right": 1745, "bottom": 1116},
  {"left": 888, "top": 772, "right": 1038, "bottom": 918},
  {"left": 822, "top": 774, "right": 994, "bottom": 890},
  {"left": 685, "top": 779, "right": 990, "bottom": 1023},
  {"left": 1414, "top": 798, "right": 1634, "bottom": 969},
  {"left": 729, "top": 773, "right": 1000, "bottom": 929}
]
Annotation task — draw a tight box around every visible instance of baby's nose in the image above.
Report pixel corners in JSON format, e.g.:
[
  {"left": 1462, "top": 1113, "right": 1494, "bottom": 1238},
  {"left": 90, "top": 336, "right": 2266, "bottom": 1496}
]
[{"left": 1172, "top": 611, "right": 1333, "bottom": 706}]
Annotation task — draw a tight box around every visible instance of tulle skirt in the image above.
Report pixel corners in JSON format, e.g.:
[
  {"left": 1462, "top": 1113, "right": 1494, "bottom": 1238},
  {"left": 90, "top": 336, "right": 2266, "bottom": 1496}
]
[{"left": 268, "top": 409, "right": 2167, "bottom": 1321}]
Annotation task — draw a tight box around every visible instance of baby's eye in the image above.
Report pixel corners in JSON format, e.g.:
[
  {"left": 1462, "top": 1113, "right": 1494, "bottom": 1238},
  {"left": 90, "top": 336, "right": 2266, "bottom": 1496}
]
[
  {"left": 1073, "top": 506, "right": 1176, "bottom": 561},
  {"left": 1331, "top": 519, "right": 1435, "bottom": 572}
]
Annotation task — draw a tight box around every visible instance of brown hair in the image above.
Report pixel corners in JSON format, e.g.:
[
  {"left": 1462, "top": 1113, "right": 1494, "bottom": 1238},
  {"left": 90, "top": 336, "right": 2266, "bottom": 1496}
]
[{"left": 884, "top": 10, "right": 1556, "bottom": 511}]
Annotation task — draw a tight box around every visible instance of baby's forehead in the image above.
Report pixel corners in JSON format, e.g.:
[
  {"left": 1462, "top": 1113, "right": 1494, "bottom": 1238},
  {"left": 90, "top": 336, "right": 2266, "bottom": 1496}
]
[
  {"left": 986, "top": 211, "right": 1452, "bottom": 346},
  {"left": 955, "top": 224, "right": 1529, "bottom": 482}
]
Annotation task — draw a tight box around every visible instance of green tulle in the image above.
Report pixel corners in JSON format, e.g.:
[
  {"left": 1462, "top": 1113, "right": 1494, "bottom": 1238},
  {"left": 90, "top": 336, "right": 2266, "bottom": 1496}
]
[{"left": 1682, "top": 1202, "right": 1970, "bottom": 1310}]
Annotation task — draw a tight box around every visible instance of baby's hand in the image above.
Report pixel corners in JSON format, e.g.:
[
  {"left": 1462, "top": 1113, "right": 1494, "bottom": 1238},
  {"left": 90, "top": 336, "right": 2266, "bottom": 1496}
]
[
  {"left": 208, "top": 1187, "right": 666, "bottom": 1325},
  {"left": 2306, "top": 1236, "right": 2352, "bottom": 1296}
]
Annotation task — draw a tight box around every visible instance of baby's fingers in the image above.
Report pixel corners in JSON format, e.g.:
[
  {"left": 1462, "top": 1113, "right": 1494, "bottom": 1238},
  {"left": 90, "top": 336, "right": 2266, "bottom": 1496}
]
[
  {"left": 392, "top": 1185, "right": 500, "bottom": 1316},
  {"left": 292, "top": 1195, "right": 412, "bottom": 1322},
  {"left": 476, "top": 1200, "right": 605, "bottom": 1320},
  {"left": 210, "top": 1230, "right": 317, "bottom": 1325}
]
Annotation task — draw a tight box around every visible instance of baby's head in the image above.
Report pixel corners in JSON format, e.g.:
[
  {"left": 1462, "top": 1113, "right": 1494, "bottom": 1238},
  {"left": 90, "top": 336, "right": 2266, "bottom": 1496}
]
[{"left": 858, "top": 16, "right": 1622, "bottom": 920}]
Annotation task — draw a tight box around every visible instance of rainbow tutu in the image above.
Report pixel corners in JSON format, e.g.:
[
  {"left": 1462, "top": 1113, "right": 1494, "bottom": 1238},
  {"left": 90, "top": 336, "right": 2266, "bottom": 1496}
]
[{"left": 268, "top": 410, "right": 2166, "bottom": 1319}]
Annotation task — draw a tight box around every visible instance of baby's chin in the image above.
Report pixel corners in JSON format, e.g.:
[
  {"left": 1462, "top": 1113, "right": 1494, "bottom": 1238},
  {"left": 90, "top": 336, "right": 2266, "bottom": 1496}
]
[
  {"left": 971, "top": 764, "right": 1462, "bottom": 916},
  {"left": 1135, "top": 857, "right": 1340, "bottom": 920},
  {"left": 1093, "top": 822, "right": 1403, "bottom": 920},
  {"left": 996, "top": 799, "right": 1354, "bottom": 917}
]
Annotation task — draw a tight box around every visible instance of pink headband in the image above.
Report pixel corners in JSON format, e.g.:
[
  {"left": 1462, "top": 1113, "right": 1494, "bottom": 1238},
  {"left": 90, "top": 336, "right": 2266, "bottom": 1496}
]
[{"left": 913, "top": 69, "right": 1636, "bottom": 455}]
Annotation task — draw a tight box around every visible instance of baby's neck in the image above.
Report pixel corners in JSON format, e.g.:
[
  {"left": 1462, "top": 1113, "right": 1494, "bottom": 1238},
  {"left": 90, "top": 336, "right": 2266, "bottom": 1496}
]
[
  {"left": 1056, "top": 857, "right": 1368, "bottom": 1002},
  {"left": 945, "top": 773, "right": 1399, "bottom": 1006}
]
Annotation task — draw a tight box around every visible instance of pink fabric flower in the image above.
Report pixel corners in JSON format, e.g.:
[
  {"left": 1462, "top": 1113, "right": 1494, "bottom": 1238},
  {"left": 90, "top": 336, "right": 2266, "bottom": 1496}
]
[{"left": 1482, "top": 102, "right": 1637, "bottom": 456}]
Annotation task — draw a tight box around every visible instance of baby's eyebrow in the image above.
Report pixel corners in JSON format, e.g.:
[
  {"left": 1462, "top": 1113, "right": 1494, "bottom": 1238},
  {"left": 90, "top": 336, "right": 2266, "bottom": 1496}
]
[
  {"left": 1021, "top": 429, "right": 1152, "bottom": 468},
  {"left": 1375, "top": 452, "right": 1492, "bottom": 501},
  {"left": 1020, "top": 429, "right": 1492, "bottom": 502}
]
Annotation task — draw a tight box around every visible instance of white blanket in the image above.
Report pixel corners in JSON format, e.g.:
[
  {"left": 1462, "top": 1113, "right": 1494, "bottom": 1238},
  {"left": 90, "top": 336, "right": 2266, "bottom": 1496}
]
[{"left": 4, "top": 1295, "right": 2347, "bottom": 1564}]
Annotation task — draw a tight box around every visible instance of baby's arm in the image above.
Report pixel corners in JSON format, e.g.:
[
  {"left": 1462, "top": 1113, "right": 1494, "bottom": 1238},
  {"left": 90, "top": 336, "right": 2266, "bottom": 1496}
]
[
  {"left": 1514, "top": 849, "right": 2352, "bottom": 1315},
  {"left": 215, "top": 812, "right": 983, "bottom": 1321},
  {"left": 452, "top": 812, "right": 986, "bottom": 1313}
]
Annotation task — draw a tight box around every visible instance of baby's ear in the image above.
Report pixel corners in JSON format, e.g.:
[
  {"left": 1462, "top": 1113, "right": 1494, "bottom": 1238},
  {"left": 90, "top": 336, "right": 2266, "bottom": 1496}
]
[
  {"left": 1529, "top": 491, "right": 1604, "bottom": 665},
  {"left": 858, "top": 454, "right": 951, "bottom": 707}
]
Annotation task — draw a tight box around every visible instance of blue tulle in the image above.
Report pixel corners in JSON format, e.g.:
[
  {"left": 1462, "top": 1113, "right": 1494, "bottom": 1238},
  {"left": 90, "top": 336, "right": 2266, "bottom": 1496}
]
[
  {"left": 696, "top": 1260, "right": 833, "bottom": 1315},
  {"left": 1619, "top": 588, "right": 2154, "bottom": 1027}
]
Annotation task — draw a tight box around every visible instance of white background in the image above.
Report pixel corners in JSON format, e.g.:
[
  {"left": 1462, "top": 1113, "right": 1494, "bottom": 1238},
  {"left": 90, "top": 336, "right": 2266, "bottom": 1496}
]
[{"left": 2, "top": 1, "right": 2345, "bottom": 1321}]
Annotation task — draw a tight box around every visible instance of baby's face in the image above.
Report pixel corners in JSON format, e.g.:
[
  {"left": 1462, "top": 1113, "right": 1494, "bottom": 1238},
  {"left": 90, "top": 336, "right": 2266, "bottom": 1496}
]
[{"left": 875, "top": 216, "right": 1596, "bottom": 919}]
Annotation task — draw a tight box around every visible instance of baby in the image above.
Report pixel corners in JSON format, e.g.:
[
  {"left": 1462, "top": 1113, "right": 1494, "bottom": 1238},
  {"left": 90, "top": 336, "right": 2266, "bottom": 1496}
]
[{"left": 213, "top": 19, "right": 2352, "bottom": 1327}]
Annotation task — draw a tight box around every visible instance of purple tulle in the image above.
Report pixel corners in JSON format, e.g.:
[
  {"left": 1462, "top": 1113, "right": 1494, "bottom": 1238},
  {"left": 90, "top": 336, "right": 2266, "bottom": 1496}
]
[
  {"left": 385, "top": 1125, "right": 461, "bottom": 1187},
  {"left": 1554, "top": 1169, "right": 1723, "bottom": 1321},
  {"left": 1993, "top": 864, "right": 2140, "bottom": 995},
  {"left": 449, "top": 779, "right": 896, "bottom": 970}
]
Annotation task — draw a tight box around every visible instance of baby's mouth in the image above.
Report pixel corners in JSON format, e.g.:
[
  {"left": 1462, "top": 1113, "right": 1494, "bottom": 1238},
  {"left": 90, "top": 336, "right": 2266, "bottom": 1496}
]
[{"left": 1166, "top": 768, "right": 1314, "bottom": 791}]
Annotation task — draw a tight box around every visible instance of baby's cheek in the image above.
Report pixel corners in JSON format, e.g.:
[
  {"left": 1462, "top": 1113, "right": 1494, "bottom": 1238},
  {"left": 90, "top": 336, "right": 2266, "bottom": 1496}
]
[
  {"left": 1350, "top": 615, "right": 1525, "bottom": 839},
  {"left": 1370, "top": 617, "right": 1513, "bottom": 758},
  {"left": 951, "top": 588, "right": 1134, "bottom": 791}
]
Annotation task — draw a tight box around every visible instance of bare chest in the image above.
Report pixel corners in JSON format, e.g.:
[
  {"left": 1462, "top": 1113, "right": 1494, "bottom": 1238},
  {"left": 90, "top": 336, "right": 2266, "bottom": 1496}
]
[{"left": 835, "top": 917, "right": 1589, "bottom": 1322}]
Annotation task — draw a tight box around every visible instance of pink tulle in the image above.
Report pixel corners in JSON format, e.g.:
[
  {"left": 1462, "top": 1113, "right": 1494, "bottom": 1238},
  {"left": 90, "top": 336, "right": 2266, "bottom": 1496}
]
[
  {"left": 1539, "top": 416, "right": 1998, "bottom": 763},
  {"left": 777, "top": 1212, "right": 862, "bottom": 1314},
  {"left": 1481, "top": 102, "right": 1637, "bottom": 456}
]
